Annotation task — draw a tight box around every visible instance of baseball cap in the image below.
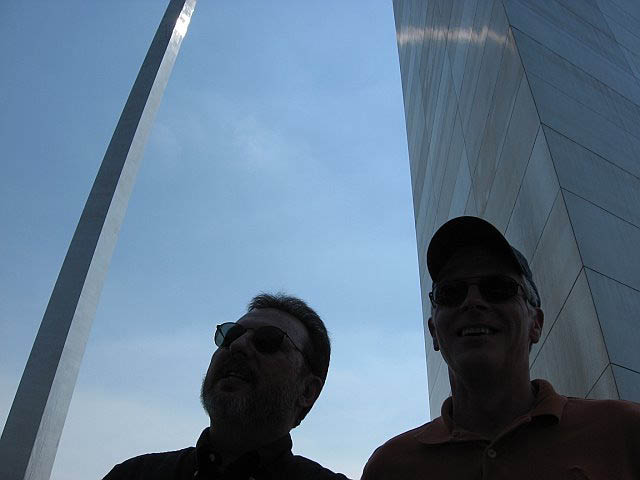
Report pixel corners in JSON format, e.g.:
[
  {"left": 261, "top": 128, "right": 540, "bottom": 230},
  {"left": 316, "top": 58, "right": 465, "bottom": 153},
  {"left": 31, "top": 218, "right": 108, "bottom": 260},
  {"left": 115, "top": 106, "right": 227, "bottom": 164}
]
[{"left": 426, "top": 216, "right": 540, "bottom": 307}]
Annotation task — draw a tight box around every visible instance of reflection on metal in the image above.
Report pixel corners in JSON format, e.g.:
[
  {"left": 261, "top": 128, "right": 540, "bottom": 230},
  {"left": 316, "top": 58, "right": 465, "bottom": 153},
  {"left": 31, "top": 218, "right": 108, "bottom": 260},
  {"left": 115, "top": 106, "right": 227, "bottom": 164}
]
[
  {"left": 0, "top": 1, "right": 196, "bottom": 479},
  {"left": 396, "top": 25, "right": 507, "bottom": 48}
]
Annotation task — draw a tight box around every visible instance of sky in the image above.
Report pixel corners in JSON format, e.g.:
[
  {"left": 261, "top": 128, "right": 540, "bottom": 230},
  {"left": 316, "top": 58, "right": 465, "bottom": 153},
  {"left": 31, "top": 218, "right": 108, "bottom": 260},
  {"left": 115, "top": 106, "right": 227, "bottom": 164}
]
[{"left": 0, "top": 2, "right": 429, "bottom": 479}]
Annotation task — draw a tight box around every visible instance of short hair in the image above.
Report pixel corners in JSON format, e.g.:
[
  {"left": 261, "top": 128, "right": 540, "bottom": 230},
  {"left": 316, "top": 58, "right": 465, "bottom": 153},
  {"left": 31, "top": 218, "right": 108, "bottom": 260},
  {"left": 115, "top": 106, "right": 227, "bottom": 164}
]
[
  {"left": 248, "top": 292, "right": 330, "bottom": 380},
  {"left": 248, "top": 292, "right": 331, "bottom": 424},
  {"left": 521, "top": 274, "right": 541, "bottom": 308}
]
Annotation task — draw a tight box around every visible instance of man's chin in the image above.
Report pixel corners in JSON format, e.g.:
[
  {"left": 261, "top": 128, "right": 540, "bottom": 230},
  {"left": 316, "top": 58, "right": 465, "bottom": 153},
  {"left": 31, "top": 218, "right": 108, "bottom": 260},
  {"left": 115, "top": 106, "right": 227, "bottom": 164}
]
[
  {"left": 452, "top": 351, "right": 502, "bottom": 374},
  {"left": 207, "top": 391, "right": 257, "bottom": 425}
]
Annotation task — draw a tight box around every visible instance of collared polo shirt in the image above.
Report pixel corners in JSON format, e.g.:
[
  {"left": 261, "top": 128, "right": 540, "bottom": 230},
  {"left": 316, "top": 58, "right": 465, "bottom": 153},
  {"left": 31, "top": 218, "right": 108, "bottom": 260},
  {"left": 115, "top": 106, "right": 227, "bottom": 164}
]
[{"left": 362, "top": 380, "right": 640, "bottom": 480}]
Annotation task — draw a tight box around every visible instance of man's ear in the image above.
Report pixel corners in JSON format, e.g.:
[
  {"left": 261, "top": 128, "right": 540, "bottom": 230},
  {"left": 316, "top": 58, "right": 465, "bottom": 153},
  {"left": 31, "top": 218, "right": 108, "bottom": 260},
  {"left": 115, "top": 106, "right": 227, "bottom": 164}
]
[
  {"left": 298, "top": 374, "right": 323, "bottom": 409},
  {"left": 529, "top": 307, "right": 544, "bottom": 345},
  {"left": 427, "top": 317, "right": 439, "bottom": 352}
]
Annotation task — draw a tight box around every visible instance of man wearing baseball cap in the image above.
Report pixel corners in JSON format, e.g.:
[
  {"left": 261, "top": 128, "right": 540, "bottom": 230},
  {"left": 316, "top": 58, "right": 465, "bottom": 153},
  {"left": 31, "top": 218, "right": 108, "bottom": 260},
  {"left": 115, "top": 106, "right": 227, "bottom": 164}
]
[{"left": 361, "top": 216, "right": 640, "bottom": 479}]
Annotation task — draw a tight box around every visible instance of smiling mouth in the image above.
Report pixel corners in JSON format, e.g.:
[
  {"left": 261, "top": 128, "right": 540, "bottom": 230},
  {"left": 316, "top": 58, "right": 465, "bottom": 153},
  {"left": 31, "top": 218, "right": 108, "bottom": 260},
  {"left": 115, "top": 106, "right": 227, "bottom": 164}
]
[{"left": 458, "top": 326, "right": 498, "bottom": 337}]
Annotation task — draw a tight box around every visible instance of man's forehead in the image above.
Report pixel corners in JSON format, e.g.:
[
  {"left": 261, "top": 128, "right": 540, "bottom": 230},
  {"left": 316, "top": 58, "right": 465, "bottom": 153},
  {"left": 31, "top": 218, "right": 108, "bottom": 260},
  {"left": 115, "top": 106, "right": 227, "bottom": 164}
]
[
  {"left": 437, "top": 245, "right": 520, "bottom": 280},
  {"left": 238, "top": 308, "right": 308, "bottom": 344}
]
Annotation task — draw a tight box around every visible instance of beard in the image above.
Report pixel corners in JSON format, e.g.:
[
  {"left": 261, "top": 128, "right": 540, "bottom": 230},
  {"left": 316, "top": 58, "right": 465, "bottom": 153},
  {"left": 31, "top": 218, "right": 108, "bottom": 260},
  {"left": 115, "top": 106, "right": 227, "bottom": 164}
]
[{"left": 200, "top": 370, "right": 300, "bottom": 432}]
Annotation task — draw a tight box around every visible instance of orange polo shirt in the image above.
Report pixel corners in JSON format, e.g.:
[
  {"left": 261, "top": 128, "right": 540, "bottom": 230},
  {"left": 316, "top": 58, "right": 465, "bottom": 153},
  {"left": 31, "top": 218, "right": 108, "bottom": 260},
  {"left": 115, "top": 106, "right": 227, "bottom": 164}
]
[{"left": 361, "top": 380, "right": 640, "bottom": 480}]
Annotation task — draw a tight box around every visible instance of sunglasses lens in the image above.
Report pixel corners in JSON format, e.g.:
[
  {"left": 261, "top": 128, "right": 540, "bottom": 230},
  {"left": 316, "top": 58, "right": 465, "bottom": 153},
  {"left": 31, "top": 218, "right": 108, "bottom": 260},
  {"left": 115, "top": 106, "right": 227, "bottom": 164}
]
[
  {"left": 434, "top": 282, "right": 468, "bottom": 306},
  {"left": 214, "top": 323, "right": 286, "bottom": 353},
  {"left": 253, "top": 326, "right": 285, "bottom": 353},
  {"left": 479, "top": 276, "right": 519, "bottom": 302},
  {"left": 432, "top": 276, "right": 520, "bottom": 306},
  {"left": 215, "top": 323, "right": 246, "bottom": 348}
]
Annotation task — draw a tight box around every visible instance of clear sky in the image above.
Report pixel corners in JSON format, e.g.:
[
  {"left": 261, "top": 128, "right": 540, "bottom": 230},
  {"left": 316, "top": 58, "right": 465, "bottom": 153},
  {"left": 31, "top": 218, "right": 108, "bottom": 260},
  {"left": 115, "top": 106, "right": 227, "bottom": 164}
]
[{"left": 0, "top": 2, "right": 429, "bottom": 479}]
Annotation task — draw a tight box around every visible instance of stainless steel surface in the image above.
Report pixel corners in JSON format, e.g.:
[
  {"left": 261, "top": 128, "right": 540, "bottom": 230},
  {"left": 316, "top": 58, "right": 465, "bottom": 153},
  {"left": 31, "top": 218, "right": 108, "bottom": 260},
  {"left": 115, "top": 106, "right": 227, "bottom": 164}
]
[
  {"left": 545, "top": 128, "right": 640, "bottom": 227},
  {"left": 587, "top": 365, "right": 619, "bottom": 400},
  {"left": 530, "top": 270, "right": 609, "bottom": 398},
  {"left": 529, "top": 193, "right": 582, "bottom": 363},
  {"left": 587, "top": 269, "right": 640, "bottom": 373},
  {"left": 612, "top": 365, "right": 640, "bottom": 402},
  {"left": 505, "top": 128, "right": 559, "bottom": 260},
  {"left": 481, "top": 79, "right": 539, "bottom": 228},
  {"left": 530, "top": 73, "right": 640, "bottom": 178},
  {"left": 565, "top": 191, "right": 640, "bottom": 291}
]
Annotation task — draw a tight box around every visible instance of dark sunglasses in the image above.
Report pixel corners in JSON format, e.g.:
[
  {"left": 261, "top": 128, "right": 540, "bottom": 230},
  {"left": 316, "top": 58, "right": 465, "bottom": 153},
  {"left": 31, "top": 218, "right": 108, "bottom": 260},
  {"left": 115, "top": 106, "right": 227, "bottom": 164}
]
[
  {"left": 214, "top": 322, "right": 310, "bottom": 366},
  {"left": 429, "top": 275, "right": 526, "bottom": 307}
]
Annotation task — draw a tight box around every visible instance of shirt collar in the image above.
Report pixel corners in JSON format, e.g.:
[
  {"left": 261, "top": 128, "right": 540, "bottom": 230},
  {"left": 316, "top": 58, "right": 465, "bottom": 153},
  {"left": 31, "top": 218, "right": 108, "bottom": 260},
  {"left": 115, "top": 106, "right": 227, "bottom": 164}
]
[
  {"left": 194, "top": 427, "right": 293, "bottom": 477},
  {"left": 415, "top": 379, "right": 567, "bottom": 445},
  {"left": 529, "top": 378, "right": 567, "bottom": 419}
]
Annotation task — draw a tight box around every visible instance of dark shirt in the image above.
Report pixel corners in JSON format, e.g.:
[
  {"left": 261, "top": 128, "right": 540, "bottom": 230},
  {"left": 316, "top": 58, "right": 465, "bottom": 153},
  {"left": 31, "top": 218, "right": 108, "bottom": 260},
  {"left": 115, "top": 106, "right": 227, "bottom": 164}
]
[
  {"left": 103, "top": 428, "right": 350, "bottom": 480},
  {"left": 362, "top": 379, "right": 640, "bottom": 480}
]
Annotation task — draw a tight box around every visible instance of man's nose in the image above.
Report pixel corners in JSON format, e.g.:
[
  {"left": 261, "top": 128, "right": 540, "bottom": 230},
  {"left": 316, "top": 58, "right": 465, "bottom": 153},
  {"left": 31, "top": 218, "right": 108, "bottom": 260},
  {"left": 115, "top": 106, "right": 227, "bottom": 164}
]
[
  {"left": 227, "top": 329, "right": 254, "bottom": 352},
  {"left": 460, "top": 284, "right": 488, "bottom": 309}
]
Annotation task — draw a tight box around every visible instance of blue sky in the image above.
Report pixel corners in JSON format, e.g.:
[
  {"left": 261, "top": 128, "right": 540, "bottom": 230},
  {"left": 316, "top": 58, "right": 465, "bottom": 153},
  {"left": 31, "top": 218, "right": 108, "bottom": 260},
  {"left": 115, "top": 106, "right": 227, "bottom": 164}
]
[{"left": 0, "top": 2, "right": 428, "bottom": 478}]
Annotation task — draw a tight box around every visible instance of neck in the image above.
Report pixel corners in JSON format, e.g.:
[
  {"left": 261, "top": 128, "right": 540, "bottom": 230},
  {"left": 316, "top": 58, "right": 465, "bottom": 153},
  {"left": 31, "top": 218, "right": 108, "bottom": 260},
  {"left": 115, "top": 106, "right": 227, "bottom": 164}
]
[
  {"left": 449, "top": 367, "right": 536, "bottom": 439},
  {"left": 207, "top": 421, "right": 288, "bottom": 467}
]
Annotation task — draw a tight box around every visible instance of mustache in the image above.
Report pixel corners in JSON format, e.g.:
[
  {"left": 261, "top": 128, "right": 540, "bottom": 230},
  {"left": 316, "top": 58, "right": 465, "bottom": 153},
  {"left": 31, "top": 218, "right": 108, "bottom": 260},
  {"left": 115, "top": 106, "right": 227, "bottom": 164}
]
[{"left": 210, "top": 352, "right": 257, "bottom": 385}]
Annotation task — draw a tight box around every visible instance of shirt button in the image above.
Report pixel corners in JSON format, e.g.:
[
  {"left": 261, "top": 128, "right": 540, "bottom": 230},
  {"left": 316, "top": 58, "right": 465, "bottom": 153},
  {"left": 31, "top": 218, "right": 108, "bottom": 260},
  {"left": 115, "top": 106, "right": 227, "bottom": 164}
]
[{"left": 487, "top": 448, "right": 497, "bottom": 459}]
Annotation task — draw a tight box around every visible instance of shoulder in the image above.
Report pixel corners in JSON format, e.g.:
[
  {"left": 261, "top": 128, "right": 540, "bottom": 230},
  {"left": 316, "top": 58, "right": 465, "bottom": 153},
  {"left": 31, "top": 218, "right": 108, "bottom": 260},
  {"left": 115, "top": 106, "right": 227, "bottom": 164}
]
[
  {"left": 564, "top": 396, "right": 640, "bottom": 424},
  {"left": 361, "top": 423, "right": 432, "bottom": 480},
  {"left": 285, "top": 454, "right": 352, "bottom": 479},
  {"left": 370, "top": 422, "right": 429, "bottom": 455},
  {"left": 102, "top": 447, "right": 195, "bottom": 480},
  {"left": 558, "top": 396, "right": 640, "bottom": 448}
]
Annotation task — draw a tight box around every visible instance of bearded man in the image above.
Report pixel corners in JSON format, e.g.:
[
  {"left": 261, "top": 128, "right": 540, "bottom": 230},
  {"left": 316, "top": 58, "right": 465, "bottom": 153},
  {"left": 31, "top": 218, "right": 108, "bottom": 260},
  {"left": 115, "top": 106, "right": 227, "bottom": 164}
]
[{"left": 103, "top": 293, "right": 349, "bottom": 480}]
